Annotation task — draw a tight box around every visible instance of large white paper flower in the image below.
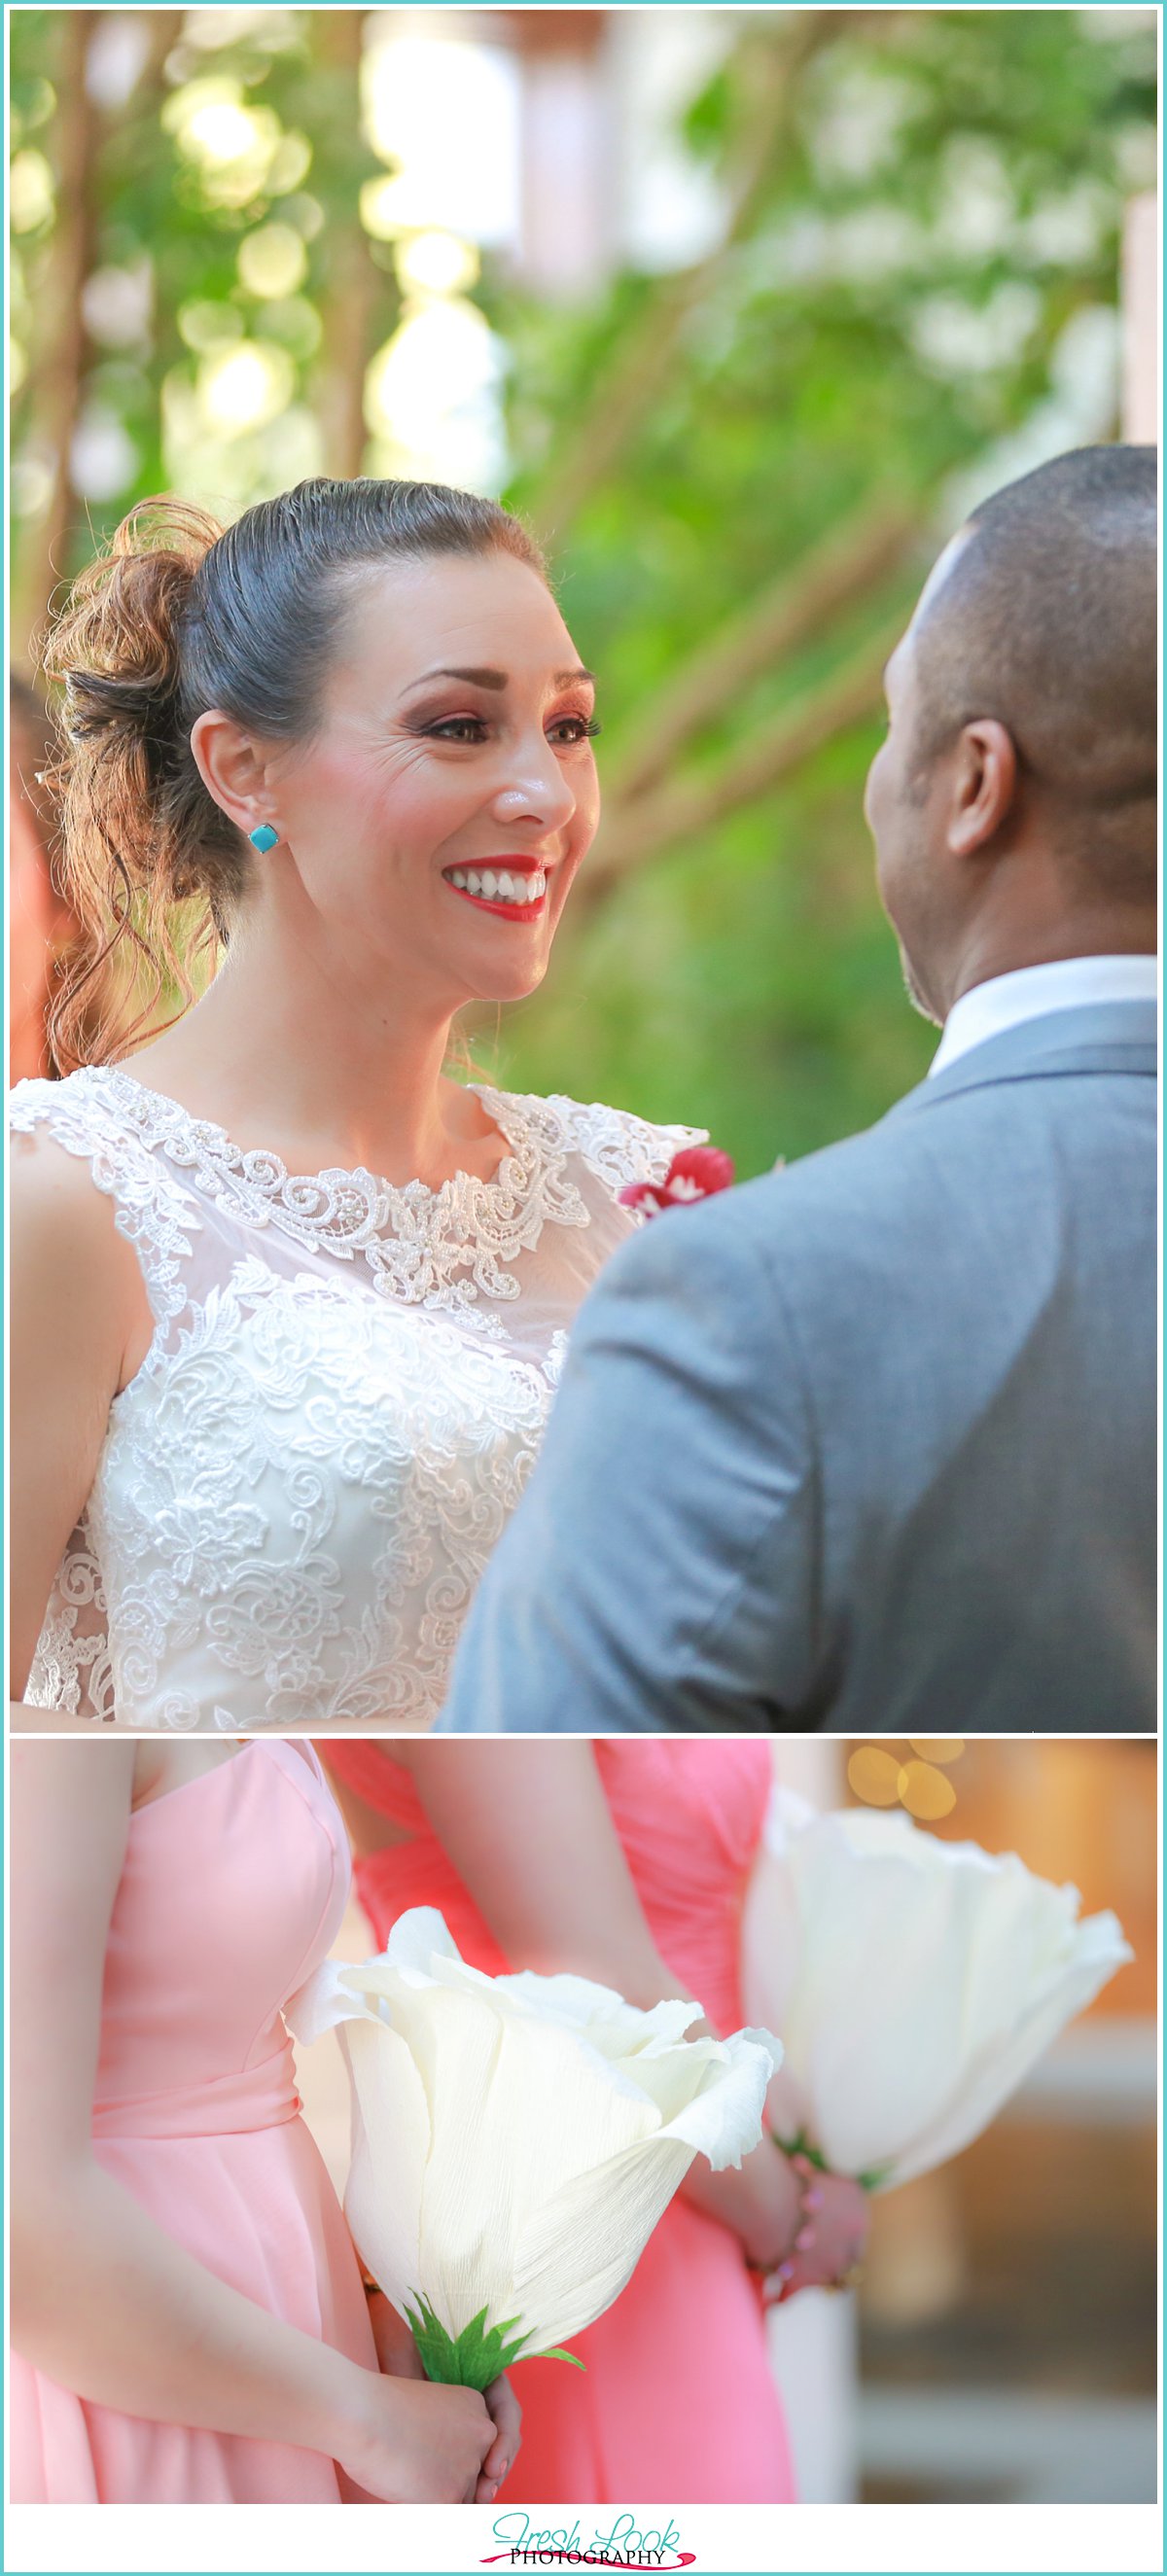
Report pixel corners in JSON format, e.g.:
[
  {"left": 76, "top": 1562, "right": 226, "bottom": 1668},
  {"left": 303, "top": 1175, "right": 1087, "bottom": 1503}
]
[
  {"left": 742, "top": 1791, "right": 1131, "bottom": 2190},
  {"left": 289, "top": 1908, "right": 779, "bottom": 2382}
]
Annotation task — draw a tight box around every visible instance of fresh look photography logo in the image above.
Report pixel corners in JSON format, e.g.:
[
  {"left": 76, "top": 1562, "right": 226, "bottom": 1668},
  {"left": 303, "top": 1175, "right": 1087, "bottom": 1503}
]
[{"left": 482, "top": 2510, "right": 694, "bottom": 2568}]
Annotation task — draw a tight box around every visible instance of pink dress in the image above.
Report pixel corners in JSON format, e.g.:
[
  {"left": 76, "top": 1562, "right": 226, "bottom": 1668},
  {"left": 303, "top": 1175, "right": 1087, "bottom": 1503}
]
[
  {"left": 10, "top": 1742, "right": 377, "bottom": 2503},
  {"left": 327, "top": 1737, "right": 796, "bottom": 2505}
]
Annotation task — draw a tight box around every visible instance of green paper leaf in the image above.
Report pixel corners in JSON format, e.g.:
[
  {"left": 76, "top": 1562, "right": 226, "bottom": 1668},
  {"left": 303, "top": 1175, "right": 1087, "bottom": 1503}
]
[
  {"left": 772, "top": 2126, "right": 884, "bottom": 2191},
  {"left": 532, "top": 2346, "right": 586, "bottom": 2370},
  {"left": 404, "top": 2292, "right": 586, "bottom": 2385},
  {"left": 772, "top": 2125, "right": 831, "bottom": 2173}
]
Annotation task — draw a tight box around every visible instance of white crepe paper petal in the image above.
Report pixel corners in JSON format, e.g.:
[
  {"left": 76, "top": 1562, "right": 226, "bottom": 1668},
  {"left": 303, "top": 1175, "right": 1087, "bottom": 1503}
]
[
  {"left": 290, "top": 1906, "right": 780, "bottom": 2351},
  {"left": 743, "top": 1790, "right": 1132, "bottom": 2190}
]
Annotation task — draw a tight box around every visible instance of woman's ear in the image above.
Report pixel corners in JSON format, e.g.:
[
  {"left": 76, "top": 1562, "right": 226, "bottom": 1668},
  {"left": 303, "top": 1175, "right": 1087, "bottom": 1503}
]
[{"left": 190, "top": 710, "right": 275, "bottom": 836}]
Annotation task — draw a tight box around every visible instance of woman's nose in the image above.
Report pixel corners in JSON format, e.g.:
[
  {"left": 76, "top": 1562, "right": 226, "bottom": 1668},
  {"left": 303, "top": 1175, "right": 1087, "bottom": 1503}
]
[{"left": 491, "top": 753, "right": 576, "bottom": 831}]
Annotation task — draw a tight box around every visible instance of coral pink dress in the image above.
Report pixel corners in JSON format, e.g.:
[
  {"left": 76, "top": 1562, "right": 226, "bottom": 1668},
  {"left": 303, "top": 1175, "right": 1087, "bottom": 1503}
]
[
  {"left": 10, "top": 1742, "right": 377, "bottom": 2503},
  {"left": 326, "top": 1736, "right": 796, "bottom": 2505}
]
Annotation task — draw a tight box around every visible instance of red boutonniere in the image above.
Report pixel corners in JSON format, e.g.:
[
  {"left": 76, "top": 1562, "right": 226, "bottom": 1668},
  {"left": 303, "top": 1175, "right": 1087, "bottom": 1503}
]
[{"left": 619, "top": 1145, "right": 736, "bottom": 1218}]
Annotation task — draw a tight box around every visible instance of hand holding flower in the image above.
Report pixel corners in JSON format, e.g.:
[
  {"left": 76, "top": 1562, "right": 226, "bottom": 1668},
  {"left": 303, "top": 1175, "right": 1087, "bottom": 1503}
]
[
  {"left": 762, "top": 2158, "right": 868, "bottom": 2306},
  {"left": 361, "top": 2275, "right": 521, "bottom": 2496},
  {"left": 334, "top": 2367, "right": 496, "bottom": 2504},
  {"left": 478, "top": 2373, "right": 523, "bottom": 2500},
  {"left": 289, "top": 1908, "right": 780, "bottom": 2398}
]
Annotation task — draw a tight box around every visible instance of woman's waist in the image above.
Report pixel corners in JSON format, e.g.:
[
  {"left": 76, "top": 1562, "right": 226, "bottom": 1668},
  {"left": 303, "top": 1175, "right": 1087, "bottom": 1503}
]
[{"left": 91, "top": 2039, "right": 302, "bottom": 2140}]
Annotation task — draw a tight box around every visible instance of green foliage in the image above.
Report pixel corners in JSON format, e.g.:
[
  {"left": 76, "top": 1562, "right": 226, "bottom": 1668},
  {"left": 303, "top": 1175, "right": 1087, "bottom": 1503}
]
[
  {"left": 488, "top": 8, "right": 1154, "bottom": 1165},
  {"left": 9, "top": 9, "right": 1154, "bottom": 1161},
  {"left": 404, "top": 2291, "right": 583, "bottom": 2387}
]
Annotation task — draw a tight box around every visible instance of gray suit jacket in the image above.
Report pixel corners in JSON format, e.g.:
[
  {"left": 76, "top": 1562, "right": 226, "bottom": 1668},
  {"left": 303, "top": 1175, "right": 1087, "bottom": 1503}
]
[{"left": 441, "top": 1002, "right": 1156, "bottom": 1734}]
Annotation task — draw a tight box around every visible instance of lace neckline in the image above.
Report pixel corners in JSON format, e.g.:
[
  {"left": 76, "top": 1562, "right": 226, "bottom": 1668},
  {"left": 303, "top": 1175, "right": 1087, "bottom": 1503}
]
[
  {"left": 98, "top": 1062, "right": 527, "bottom": 1209},
  {"left": 82, "top": 1061, "right": 590, "bottom": 1315}
]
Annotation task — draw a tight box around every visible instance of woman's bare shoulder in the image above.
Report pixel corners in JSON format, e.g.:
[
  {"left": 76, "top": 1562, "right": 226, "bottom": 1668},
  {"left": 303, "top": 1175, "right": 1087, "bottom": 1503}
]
[{"left": 10, "top": 1113, "right": 150, "bottom": 1382}]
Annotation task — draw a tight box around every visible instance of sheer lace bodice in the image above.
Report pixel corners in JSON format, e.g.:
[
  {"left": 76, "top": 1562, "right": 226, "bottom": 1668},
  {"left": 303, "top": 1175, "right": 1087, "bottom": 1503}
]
[{"left": 13, "top": 1066, "right": 700, "bottom": 1732}]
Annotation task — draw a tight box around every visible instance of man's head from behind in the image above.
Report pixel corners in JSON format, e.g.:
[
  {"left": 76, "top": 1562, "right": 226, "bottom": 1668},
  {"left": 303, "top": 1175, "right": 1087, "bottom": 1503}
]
[{"left": 866, "top": 444, "right": 1157, "bottom": 1024}]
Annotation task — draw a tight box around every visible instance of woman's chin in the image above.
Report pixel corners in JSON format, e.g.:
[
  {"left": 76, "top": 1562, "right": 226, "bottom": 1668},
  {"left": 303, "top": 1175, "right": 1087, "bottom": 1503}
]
[{"left": 458, "top": 947, "right": 553, "bottom": 1008}]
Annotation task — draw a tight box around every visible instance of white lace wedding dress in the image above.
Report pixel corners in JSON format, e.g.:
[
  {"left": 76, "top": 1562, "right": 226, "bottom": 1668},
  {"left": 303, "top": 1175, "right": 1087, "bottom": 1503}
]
[{"left": 13, "top": 1066, "right": 700, "bottom": 1732}]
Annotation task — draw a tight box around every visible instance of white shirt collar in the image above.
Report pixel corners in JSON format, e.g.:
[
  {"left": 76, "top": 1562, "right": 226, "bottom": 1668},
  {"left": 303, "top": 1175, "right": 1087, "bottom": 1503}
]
[{"left": 929, "top": 955, "right": 1159, "bottom": 1078}]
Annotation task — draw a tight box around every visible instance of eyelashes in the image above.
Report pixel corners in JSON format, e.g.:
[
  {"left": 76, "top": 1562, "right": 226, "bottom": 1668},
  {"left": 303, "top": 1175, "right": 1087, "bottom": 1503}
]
[
  {"left": 422, "top": 713, "right": 602, "bottom": 747},
  {"left": 551, "top": 716, "right": 602, "bottom": 744}
]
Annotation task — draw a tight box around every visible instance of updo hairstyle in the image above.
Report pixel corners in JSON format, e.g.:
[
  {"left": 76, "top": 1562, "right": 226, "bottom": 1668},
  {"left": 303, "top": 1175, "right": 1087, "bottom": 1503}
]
[{"left": 40, "top": 477, "right": 546, "bottom": 1071}]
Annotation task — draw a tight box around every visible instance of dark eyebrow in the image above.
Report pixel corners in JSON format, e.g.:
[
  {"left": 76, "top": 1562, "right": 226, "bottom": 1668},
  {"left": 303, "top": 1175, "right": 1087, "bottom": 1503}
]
[{"left": 403, "top": 664, "right": 596, "bottom": 695}]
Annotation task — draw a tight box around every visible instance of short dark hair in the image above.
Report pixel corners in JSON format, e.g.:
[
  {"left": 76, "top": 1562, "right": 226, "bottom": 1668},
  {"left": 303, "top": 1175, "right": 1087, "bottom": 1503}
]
[{"left": 910, "top": 444, "right": 1156, "bottom": 899}]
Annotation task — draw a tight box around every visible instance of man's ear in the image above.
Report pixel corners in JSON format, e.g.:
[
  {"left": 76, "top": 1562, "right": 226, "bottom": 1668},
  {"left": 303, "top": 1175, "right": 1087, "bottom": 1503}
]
[{"left": 946, "top": 718, "right": 1017, "bottom": 858}]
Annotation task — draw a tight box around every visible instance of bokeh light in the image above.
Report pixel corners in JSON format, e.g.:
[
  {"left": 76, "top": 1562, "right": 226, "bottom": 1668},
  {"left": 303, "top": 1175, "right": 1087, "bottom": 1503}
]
[
  {"left": 847, "top": 1747, "right": 903, "bottom": 1808},
  {"left": 82, "top": 262, "right": 154, "bottom": 351},
  {"left": 395, "top": 230, "right": 480, "bottom": 299},
  {"left": 196, "top": 339, "right": 295, "bottom": 438},
  {"left": 10, "top": 149, "right": 55, "bottom": 234},
  {"left": 364, "top": 298, "right": 505, "bottom": 489},
  {"left": 161, "top": 76, "right": 290, "bottom": 209},
  {"left": 360, "top": 27, "right": 519, "bottom": 248},
  {"left": 237, "top": 223, "right": 309, "bottom": 300},
  {"left": 898, "top": 1760, "right": 959, "bottom": 1821},
  {"left": 179, "top": 300, "right": 246, "bottom": 355},
  {"left": 849, "top": 1739, "right": 967, "bottom": 1820}
]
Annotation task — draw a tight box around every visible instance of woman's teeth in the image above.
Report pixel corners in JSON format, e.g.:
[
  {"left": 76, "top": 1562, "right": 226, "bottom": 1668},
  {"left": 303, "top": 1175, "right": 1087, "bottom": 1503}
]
[{"left": 445, "top": 867, "right": 547, "bottom": 904}]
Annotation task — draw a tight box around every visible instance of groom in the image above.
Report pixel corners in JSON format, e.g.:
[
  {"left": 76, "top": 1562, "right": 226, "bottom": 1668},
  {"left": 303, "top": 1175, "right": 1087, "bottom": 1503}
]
[{"left": 442, "top": 445, "right": 1157, "bottom": 1734}]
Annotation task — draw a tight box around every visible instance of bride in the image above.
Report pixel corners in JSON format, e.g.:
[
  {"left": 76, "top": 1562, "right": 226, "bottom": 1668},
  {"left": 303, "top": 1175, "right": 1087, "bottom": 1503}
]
[{"left": 10, "top": 476, "right": 699, "bottom": 1733}]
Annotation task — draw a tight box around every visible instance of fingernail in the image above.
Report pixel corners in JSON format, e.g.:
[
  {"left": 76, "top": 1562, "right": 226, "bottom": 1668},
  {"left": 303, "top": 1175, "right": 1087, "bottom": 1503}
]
[
  {"left": 791, "top": 2153, "right": 813, "bottom": 2177},
  {"left": 777, "top": 2260, "right": 795, "bottom": 2280},
  {"left": 804, "top": 2187, "right": 823, "bottom": 2210},
  {"left": 794, "top": 2225, "right": 816, "bottom": 2252}
]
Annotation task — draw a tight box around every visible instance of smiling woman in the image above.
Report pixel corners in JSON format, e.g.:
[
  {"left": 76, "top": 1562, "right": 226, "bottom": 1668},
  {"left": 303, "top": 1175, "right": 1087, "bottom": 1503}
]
[{"left": 9, "top": 475, "right": 701, "bottom": 1734}]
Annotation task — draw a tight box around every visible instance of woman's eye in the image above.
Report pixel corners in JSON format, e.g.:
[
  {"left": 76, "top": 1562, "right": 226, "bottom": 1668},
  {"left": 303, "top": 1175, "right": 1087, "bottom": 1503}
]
[
  {"left": 428, "top": 716, "right": 489, "bottom": 744},
  {"left": 548, "top": 715, "right": 602, "bottom": 746},
  {"left": 423, "top": 712, "right": 601, "bottom": 747}
]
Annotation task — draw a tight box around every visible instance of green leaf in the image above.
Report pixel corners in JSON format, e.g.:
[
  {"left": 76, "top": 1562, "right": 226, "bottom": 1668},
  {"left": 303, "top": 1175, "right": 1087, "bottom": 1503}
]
[
  {"left": 772, "top": 2125, "right": 831, "bottom": 2173},
  {"left": 403, "top": 2292, "right": 586, "bottom": 2385},
  {"left": 771, "top": 2126, "right": 887, "bottom": 2193},
  {"left": 405, "top": 2293, "right": 530, "bottom": 2389},
  {"left": 532, "top": 2346, "right": 586, "bottom": 2371}
]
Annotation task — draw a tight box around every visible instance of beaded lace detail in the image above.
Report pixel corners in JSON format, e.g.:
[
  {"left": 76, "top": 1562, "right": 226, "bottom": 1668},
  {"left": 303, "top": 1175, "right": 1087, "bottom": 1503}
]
[{"left": 13, "top": 1067, "right": 701, "bottom": 1730}]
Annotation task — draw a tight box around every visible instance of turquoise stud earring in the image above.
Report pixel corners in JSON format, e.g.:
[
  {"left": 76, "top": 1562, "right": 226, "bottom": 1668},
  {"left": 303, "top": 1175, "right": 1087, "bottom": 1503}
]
[{"left": 249, "top": 823, "right": 279, "bottom": 853}]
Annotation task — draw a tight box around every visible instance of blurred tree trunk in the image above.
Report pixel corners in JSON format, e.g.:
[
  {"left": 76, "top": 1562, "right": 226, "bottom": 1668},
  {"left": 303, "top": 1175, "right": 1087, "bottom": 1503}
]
[
  {"left": 528, "top": 11, "right": 902, "bottom": 548},
  {"left": 603, "top": 494, "right": 922, "bottom": 811},
  {"left": 15, "top": 9, "right": 176, "bottom": 668},
  {"left": 577, "top": 608, "right": 907, "bottom": 910},
  {"left": 18, "top": 11, "right": 102, "bottom": 659},
  {"left": 313, "top": 9, "right": 379, "bottom": 478},
  {"left": 518, "top": 10, "right": 924, "bottom": 914}
]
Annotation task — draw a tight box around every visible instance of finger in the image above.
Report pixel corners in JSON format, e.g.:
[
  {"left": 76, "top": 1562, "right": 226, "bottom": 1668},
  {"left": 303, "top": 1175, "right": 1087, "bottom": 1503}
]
[
  {"left": 484, "top": 2378, "right": 520, "bottom": 2474},
  {"left": 485, "top": 2376, "right": 521, "bottom": 2446}
]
